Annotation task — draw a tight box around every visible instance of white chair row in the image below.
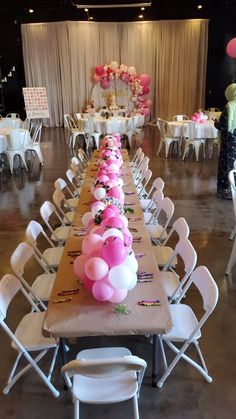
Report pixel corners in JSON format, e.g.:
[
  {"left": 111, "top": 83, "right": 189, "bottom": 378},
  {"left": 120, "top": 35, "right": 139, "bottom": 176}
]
[{"left": 133, "top": 147, "right": 219, "bottom": 388}]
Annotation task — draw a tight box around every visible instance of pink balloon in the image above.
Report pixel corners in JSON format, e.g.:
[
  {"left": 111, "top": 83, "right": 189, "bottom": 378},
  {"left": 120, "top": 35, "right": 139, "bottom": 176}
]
[
  {"left": 82, "top": 234, "right": 104, "bottom": 255},
  {"left": 85, "top": 257, "right": 109, "bottom": 281},
  {"left": 145, "top": 99, "right": 152, "bottom": 108},
  {"left": 82, "top": 275, "right": 95, "bottom": 291},
  {"left": 226, "top": 38, "right": 236, "bottom": 58},
  {"left": 143, "top": 107, "right": 150, "bottom": 116},
  {"left": 107, "top": 188, "right": 121, "bottom": 200},
  {"left": 92, "top": 280, "right": 114, "bottom": 301},
  {"left": 73, "top": 254, "right": 88, "bottom": 281},
  {"left": 139, "top": 73, "right": 151, "bottom": 86},
  {"left": 93, "top": 74, "right": 101, "bottom": 83},
  {"left": 100, "top": 79, "right": 110, "bottom": 89},
  {"left": 95, "top": 65, "right": 104, "bottom": 76},
  {"left": 102, "top": 236, "right": 128, "bottom": 267},
  {"left": 109, "top": 288, "right": 128, "bottom": 303},
  {"left": 106, "top": 204, "right": 120, "bottom": 215},
  {"left": 101, "top": 216, "right": 125, "bottom": 230},
  {"left": 142, "top": 86, "right": 150, "bottom": 95},
  {"left": 101, "top": 207, "right": 116, "bottom": 220}
]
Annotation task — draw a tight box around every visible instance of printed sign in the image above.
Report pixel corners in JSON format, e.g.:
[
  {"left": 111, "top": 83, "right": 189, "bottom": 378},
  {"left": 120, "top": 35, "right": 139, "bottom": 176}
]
[{"left": 23, "top": 87, "right": 49, "bottom": 119}]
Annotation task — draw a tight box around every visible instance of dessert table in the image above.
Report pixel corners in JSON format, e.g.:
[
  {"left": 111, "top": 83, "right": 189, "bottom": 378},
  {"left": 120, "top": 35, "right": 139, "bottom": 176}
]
[{"left": 43, "top": 149, "right": 172, "bottom": 386}]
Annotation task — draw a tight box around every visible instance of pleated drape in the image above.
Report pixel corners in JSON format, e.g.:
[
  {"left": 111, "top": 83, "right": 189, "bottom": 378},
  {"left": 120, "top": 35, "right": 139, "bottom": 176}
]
[{"left": 21, "top": 19, "right": 208, "bottom": 127}]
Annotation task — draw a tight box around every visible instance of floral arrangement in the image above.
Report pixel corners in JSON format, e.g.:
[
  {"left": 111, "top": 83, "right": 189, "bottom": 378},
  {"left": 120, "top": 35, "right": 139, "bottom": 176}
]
[
  {"left": 92, "top": 61, "right": 152, "bottom": 116},
  {"left": 73, "top": 134, "right": 138, "bottom": 303},
  {"left": 191, "top": 111, "right": 208, "bottom": 124}
]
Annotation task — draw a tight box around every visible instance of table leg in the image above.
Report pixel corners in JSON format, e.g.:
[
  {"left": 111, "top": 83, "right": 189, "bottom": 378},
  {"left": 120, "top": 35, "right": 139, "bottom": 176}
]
[{"left": 152, "top": 334, "right": 158, "bottom": 387}]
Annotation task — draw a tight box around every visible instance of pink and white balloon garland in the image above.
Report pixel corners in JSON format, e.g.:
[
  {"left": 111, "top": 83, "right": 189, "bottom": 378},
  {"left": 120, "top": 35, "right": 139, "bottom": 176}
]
[{"left": 73, "top": 135, "right": 138, "bottom": 303}]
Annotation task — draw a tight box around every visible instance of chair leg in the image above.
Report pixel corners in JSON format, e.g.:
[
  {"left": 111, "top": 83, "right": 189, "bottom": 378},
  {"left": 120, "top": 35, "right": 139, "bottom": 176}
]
[
  {"left": 225, "top": 237, "right": 236, "bottom": 275},
  {"left": 182, "top": 144, "right": 188, "bottom": 161},
  {"left": 133, "top": 395, "right": 140, "bottom": 419},
  {"left": 194, "top": 144, "right": 200, "bottom": 162},
  {"left": 74, "top": 399, "right": 80, "bottom": 419},
  {"left": 229, "top": 223, "right": 236, "bottom": 240},
  {"left": 157, "top": 140, "right": 163, "bottom": 156},
  {"left": 165, "top": 142, "right": 170, "bottom": 158}
]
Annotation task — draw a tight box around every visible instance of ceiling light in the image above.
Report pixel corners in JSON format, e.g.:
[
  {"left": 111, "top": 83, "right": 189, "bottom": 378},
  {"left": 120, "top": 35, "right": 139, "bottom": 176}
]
[
  {"left": 139, "top": 14, "right": 144, "bottom": 19},
  {"left": 89, "top": 16, "right": 94, "bottom": 20},
  {"left": 74, "top": 3, "right": 152, "bottom": 9},
  {"left": 141, "top": 7, "right": 145, "bottom": 10},
  {"left": 29, "top": 8, "right": 34, "bottom": 13},
  {"left": 84, "top": 8, "right": 88, "bottom": 12},
  {"left": 197, "top": 4, "right": 203, "bottom": 9}
]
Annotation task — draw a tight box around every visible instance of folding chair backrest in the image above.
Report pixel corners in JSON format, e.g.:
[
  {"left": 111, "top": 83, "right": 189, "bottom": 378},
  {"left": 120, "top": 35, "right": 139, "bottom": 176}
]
[
  {"left": 162, "top": 217, "right": 189, "bottom": 246},
  {"left": 52, "top": 189, "right": 72, "bottom": 224},
  {"left": 131, "top": 147, "right": 142, "bottom": 164},
  {"left": 25, "top": 220, "right": 55, "bottom": 250},
  {"left": 190, "top": 266, "right": 219, "bottom": 313},
  {"left": 0, "top": 274, "right": 21, "bottom": 321},
  {"left": 64, "top": 114, "right": 76, "bottom": 130},
  {"left": 66, "top": 169, "right": 81, "bottom": 192},
  {"left": 40, "top": 201, "right": 63, "bottom": 231},
  {"left": 55, "top": 178, "right": 74, "bottom": 198},
  {"left": 147, "top": 189, "right": 164, "bottom": 223}
]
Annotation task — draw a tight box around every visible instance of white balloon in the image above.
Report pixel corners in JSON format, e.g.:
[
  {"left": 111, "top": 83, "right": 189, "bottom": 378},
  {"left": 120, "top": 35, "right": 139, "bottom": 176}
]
[
  {"left": 128, "top": 66, "right": 136, "bottom": 75},
  {"left": 94, "top": 187, "right": 106, "bottom": 200},
  {"left": 110, "top": 60, "right": 119, "bottom": 70},
  {"left": 91, "top": 203, "right": 106, "bottom": 217},
  {"left": 127, "top": 272, "right": 138, "bottom": 290},
  {"left": 124, "top": 251, "right": 138, "bottom": 273},
  {"left": 103, "top": 228, "right": 124, "bottom": 241},
  {"left": 108, "top": 265, "right": 134, "bottom": 289},
  {"left": 82, "top": 212, "right": 93, "bottom": 228}
]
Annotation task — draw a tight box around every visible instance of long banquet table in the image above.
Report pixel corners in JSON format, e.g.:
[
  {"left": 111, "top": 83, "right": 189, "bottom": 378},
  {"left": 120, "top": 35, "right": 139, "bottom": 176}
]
[{"left": 43, "top": 149, "right": 172, "bottom": 386}]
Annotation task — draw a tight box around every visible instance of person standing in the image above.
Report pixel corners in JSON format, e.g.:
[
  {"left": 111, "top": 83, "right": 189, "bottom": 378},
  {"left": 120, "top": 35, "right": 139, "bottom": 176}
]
[{"left": 215, "top": 83, "right": 236, "bottom": 199}]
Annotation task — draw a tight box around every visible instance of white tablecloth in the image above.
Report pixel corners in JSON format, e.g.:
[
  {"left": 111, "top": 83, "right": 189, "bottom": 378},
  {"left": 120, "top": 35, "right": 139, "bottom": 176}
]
[
  {"left": 0, "top": 128, "right": 31, "bottom": 149},
  {"left": 0, "top": 118, "right": 22, "bottom": 129},
  {"left": 81, "top": 114, "right": 144, "bottom": 136},
  {"left": 169, "top": 120, "right": 218, "bottom": 139}
]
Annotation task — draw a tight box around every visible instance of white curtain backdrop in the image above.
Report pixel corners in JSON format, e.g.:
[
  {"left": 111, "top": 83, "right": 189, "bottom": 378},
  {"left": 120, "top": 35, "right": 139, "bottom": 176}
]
[{"left": 21, "top": 20, "right": 208, "bottom": 127}]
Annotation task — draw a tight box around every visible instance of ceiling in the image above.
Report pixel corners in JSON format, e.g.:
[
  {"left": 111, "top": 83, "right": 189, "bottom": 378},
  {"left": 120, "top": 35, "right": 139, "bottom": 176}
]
[{"left": 0, "top": 0, "right": 235, "bottom": 23}]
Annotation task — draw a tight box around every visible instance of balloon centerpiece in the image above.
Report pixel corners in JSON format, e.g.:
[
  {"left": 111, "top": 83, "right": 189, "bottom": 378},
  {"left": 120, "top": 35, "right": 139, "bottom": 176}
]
[
  {"left": 191, "top": 111, "right": 208, "bottom": 124},
  {"left": 73, "top": 133, "right": 138, "bottom": 304},
  {"left": 92, "top": 61, "right": 152, "bottom": 116}
]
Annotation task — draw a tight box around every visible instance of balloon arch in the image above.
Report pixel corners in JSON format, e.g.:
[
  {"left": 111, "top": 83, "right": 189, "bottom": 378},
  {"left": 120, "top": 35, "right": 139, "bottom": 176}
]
[{"left": 92, "top": 60, "right": 152, "bottom": 116}]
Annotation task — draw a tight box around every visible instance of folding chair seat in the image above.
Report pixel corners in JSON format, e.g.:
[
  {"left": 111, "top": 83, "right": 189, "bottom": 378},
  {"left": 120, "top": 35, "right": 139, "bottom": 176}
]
[
  {"left": 61, "top": 346, "right": 147, "bottom": 419},
  {"left": 153, "top": 217, "right": 190, "bottom": 268},
  {"left": 157, "top": 266, "right": 219, "bottom": 388},
  {"left": 140, "top": 177, "right": 165, "bottom": 211},
  {"left": 40, "top": 201, "right": 71, "bottom": 245},
  {"left": 146, "top": 196, "right": 175, "bottom": 244},
  {"left": 158, "top": 238, "right": 197, "bottom": 302},
  {"left": 54, "top": 178, "right": 79, "bottom": 210},
  {"left": 0, "top": 274, "right": 59, "bottom": 397},
  {"left": 66, "top": 169, "right": 82, "bottom": 198},
  {"left": 25, "top": 220, "right": 63, "bottom": 269},
  {"left": 52, "top": 189, "right": 75, "bottom": 225},
  {"left": 10, "top": 242, "right": 56, "bottom": 305}
]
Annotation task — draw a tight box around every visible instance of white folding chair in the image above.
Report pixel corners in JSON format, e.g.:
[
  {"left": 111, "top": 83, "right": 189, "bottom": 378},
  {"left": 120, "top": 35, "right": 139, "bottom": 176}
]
[
  {"left": 25, "top": 220, "right": 64, "bottom": 270},
  {"left": 71, "top": 157, "right": 86, "bottom": 181},
  {"left": 153, "top": 217, "right": 190, "bottom": 268},
  {"left": 40, "top": 201, "right": 71, "bottom": 245},
  {"left": 132, "top": 151, "right": 144, "bottom": 176},
  {"left": 10, "top": 242, "right": 56, "bottom": 305},
  {"left": 61, "top": 347, "right": 147, "bottom": 419},
  {"left": 159, "top": 238, "right": 197, "bottom": 302},
  {"left": 24, "top": 123, "right": 44, "bottom": 165},
  {"left": 137, "top": 168, "right": 152, "bottom": 198},
  {"left": 52, "top": 189, "right": 75, "bottom": 225},
  {"left": 134, "top": 156, "right": 149, "bottom": 186},
  {"left": 54, "top": 178, "right": 79, "bottom": 210},
  {"left": 66, "top": 169, "right": 82, "bottom": 197},
  {"left": 157, "top": 266, "right": 219, "bottom": 388},
  {"left": 131, "top": 147, "right": 142, "bottom": 169},
  {"left": 0, "top": 274, "right": 59, "bottom": 397},
  {"left": 157, "top": 118, "right": 180, "bottom": 158},
  {"left": 140, "top": 177, "right": 165, "bottom": 211},
  {"left": 146, "top": 196, "right": 175, "bottom": 244},
  {"left": 143, "top": 188, "right": 164, "bottom": 224}
]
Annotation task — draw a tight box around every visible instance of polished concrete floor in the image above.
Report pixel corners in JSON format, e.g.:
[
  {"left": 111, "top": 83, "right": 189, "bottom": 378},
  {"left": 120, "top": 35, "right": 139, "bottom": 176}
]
[{"left": 0, "top": 126, "right": 236, "bottom": 419}]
